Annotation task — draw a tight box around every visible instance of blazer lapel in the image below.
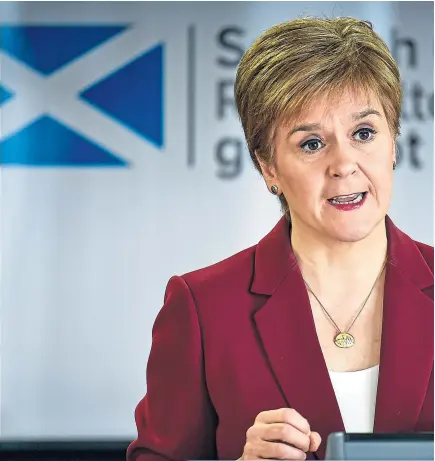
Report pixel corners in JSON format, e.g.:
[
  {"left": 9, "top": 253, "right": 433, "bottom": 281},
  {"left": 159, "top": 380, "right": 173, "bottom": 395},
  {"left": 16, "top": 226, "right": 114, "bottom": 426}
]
[
  {"left": 374, "top": 218, "right": 434, "bottom": 432},
  {"left": 251, "top": 216, "right": 433, "bottom": 459},
  {"left": 252, "top": 218, "right": 344, "bottom": 459}
]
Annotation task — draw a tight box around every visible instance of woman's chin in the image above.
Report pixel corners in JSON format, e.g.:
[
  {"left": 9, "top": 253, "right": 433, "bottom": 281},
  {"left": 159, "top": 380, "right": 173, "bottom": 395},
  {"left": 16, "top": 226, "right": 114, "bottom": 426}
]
[
  {"left": 324, "top": 216, "right": 384, "bottom": 243},
  {"left": 329, "top": 227, "right": 373, "bottom": 243}
]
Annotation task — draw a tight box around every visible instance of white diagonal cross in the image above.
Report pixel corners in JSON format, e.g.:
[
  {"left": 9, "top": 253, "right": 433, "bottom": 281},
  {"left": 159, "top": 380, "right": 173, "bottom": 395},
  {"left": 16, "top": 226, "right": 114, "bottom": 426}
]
[{"left": 0, "top": 25, "right": 163, "bottom": 163}]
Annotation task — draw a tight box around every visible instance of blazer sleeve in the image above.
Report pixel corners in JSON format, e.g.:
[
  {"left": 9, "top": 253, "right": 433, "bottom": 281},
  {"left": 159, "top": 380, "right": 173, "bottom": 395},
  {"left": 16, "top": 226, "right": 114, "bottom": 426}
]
[{"left": 126, "top": 275, "right": 218, "bottom": 461}]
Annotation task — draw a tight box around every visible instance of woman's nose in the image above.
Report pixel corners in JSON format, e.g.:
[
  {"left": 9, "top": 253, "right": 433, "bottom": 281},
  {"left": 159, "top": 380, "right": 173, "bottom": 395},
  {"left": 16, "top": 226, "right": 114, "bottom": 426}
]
[{"left": 327, "top": 145, "right": 358, "bottom": 178}]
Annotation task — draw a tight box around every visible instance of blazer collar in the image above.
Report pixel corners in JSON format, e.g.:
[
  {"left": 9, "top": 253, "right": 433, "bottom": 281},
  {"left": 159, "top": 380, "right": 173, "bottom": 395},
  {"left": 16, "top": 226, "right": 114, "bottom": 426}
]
[
  {"left": 251, "top": 216, "right": 433, "bottom": 459},
  {"left": 251, "top": 215, "right": 433, "bottom": 295},
  {"left": 251, "top": 216, "right": 295, "bottom": 295}
]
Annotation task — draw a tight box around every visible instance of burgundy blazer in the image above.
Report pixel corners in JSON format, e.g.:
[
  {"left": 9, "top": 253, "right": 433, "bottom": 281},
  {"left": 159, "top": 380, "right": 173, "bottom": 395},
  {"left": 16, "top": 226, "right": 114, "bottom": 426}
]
[{"left": 127, "top": 216, "right": 434, "bottom": 461}]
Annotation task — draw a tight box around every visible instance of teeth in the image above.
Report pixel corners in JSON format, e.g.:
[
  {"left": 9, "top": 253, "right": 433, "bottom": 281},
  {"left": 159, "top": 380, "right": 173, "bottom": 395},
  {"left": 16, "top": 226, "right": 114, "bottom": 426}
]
[{"left": 330, "top": 193, "right": 364, "bottom": 205}]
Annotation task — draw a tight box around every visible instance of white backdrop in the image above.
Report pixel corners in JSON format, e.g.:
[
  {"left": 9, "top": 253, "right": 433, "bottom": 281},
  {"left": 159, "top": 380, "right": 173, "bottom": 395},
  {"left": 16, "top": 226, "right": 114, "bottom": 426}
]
[{"left": 1, "top": 1, "right": 433, "bottom": 439}]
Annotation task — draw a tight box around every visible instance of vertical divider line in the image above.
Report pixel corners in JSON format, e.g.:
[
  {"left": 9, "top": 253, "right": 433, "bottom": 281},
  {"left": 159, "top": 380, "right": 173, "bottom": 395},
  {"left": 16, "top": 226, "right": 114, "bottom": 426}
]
[{"left": 187, "top": 25, "right": 196, "bottom": 167}]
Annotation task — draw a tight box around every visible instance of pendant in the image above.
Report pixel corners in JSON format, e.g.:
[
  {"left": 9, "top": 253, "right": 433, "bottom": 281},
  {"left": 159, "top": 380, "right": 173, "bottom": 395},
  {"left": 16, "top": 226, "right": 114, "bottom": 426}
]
[{"left": 334, "top": 332, "right": 355, "bottom": 348}]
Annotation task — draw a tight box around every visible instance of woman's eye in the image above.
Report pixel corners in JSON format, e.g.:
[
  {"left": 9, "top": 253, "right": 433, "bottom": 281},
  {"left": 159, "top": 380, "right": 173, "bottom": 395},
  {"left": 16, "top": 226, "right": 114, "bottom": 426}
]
[
  {"left": 300, "top": 139, "right": 324, "bottom": 153},
  {"left": 354, "top": 127, "right": 377, "bottom": 142},
  {"left": 299, "top": 128, "right": 376, "bottom": 153}
]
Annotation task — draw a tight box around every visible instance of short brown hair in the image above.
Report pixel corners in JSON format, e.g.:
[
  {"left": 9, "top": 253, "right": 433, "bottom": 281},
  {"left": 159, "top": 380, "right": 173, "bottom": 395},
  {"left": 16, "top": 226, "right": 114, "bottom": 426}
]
[{"left": 234, "top": 17, "right": 402, "bottom": 219}]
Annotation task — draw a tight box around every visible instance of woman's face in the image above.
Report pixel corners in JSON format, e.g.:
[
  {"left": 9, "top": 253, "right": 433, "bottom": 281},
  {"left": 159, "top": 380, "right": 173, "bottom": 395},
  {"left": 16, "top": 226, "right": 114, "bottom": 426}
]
[{"left": 261, "top": 89, "right": 396, "bottom": 243}]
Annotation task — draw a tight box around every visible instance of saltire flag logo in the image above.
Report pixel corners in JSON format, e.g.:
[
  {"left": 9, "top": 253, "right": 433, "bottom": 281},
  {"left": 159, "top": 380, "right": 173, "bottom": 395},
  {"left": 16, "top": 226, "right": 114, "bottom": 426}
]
[{"left": 0, "top": 25, "right": 164, "bottom": 167}]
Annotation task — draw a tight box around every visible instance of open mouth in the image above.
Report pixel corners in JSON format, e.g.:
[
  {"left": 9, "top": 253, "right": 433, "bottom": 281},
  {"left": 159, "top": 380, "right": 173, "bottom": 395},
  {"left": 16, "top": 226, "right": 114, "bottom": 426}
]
[{"left": 327, "top": 191, "right": 367, "bottom": 205}]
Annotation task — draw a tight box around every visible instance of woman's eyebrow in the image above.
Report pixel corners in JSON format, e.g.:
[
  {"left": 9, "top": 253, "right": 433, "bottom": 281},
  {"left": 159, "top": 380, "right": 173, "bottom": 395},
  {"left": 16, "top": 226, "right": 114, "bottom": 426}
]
[
  {"left": 286, "top": 108, "right": 382, "bottom": 140},
  {"left": 286, "top": 123, "right": 323, "bottom": 139},
  {"left": 352, "top": 108, "right": 382, "bottom": 121}
]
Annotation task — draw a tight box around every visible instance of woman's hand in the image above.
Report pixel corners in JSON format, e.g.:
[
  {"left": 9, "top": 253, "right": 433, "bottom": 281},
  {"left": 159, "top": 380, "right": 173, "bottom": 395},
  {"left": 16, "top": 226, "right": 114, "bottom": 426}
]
[{"left": 241, "top": 408, "right": 322, "bottom": 460}]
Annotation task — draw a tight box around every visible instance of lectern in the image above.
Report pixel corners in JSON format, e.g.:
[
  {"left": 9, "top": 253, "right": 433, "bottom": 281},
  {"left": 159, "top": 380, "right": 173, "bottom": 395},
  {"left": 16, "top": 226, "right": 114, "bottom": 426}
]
[{"left": 325, "top": 433, "right": 434, "bottom": 460}]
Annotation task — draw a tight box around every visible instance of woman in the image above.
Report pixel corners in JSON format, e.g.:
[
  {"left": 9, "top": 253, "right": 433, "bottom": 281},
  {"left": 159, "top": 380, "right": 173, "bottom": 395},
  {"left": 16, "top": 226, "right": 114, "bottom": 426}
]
[{"left": 127, "top": 17, "right": 433, "bottom": 461}]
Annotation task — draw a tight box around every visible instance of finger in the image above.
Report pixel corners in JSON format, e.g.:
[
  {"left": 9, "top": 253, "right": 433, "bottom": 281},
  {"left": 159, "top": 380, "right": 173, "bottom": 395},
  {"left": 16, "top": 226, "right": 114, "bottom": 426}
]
[
  {"left": 256, "top": 408, "right": 311, "bottom": 435},
  {"left": 263, "top": 423, "right": 311, "bottom": 452},
  {"left": 258, "top": 439, "right": 307, "bottom": 460},
  {"left": 308, "top": 431, "right": 322, "bottom": 452}
]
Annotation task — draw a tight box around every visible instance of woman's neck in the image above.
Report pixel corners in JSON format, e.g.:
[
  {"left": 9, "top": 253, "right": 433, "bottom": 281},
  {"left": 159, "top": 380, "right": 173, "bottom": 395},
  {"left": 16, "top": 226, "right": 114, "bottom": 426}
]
[{"left": 290, "top": 218, "right": 388, "bottom": 284}]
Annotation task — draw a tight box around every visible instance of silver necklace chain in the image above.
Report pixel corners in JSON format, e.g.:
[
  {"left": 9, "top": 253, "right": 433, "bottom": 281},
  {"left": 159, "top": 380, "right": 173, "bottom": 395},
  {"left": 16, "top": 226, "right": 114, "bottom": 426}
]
[{"left": 303, "top": 259, "right": 387, "bottom": 334}]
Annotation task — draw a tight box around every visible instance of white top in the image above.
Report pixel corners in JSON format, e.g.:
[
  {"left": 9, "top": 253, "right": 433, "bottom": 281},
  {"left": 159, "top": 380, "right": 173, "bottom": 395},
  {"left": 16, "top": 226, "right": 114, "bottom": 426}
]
[{"left": 328, "top": 365, "right": 379, "bottom": 433}]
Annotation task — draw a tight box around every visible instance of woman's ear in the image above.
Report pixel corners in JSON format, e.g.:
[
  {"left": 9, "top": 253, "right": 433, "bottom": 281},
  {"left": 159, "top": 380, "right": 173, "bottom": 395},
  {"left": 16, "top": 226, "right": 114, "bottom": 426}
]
[{"left": 255, "top": 151, "right": 281, "bottom": 191}]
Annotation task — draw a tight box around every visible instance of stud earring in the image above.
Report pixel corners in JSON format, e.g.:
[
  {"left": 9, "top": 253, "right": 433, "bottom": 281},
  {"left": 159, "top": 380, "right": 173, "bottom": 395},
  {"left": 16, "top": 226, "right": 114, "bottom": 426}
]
[
  {"left": 270, "top": 185, "right": 279, "bottom": 195},
  {"left": 393, "top": 161, "right": 396, "bottom": 170}
]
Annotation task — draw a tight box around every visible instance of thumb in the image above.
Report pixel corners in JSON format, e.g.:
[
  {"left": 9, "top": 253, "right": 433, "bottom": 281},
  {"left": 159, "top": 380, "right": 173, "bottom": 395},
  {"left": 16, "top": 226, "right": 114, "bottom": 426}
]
[{"left": 309, "top": 431, "right": 322, "bottom": 452}]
